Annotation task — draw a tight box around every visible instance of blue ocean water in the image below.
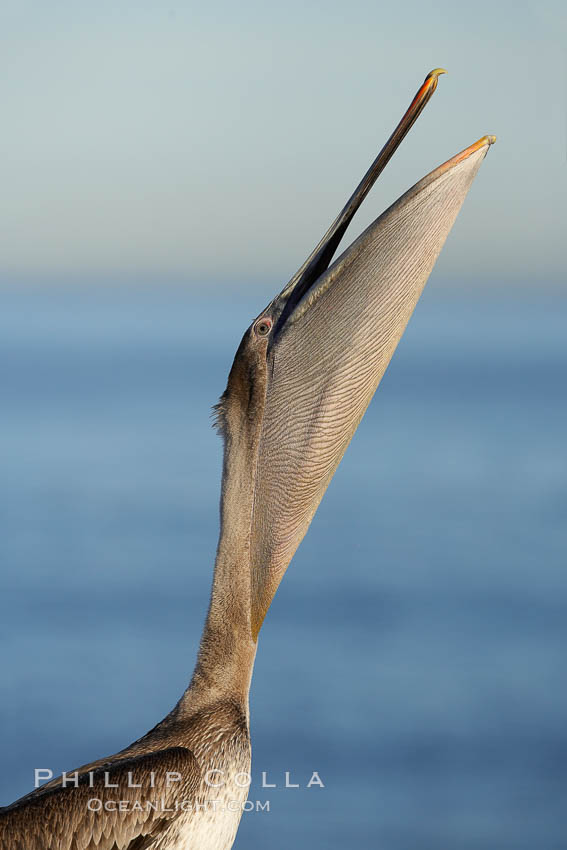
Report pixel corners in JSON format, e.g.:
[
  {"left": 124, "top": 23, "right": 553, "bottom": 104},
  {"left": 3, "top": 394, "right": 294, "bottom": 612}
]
[{"left": 1, "top": 286, "right": 566, "bottom": 848}]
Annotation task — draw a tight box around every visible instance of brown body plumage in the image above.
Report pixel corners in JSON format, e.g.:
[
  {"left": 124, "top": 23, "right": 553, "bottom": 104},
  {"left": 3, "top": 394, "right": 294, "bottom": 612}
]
[{"left": 2, "top": 699, "right": 249, "bottom": 849}]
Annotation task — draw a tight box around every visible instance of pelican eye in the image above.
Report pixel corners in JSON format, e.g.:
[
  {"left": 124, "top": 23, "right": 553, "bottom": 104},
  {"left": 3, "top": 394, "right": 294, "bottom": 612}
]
[{"left": 255, "top": 318, "right": 272, "bottom": 337}]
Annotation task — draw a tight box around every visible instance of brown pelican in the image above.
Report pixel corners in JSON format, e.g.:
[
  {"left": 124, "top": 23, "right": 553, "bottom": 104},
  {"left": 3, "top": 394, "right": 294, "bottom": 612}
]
[{"left": 0, "top": 70, "right": 495, "bottom": 849}]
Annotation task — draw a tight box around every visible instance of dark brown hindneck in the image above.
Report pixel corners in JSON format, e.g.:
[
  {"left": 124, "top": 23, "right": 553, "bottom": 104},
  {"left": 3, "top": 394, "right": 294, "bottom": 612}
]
[
  {"left": 178, "top": 351, "right": 267, "bottom": 714},
  {"left": 190, "top": 451, "right": 259, "bottom": 708}
]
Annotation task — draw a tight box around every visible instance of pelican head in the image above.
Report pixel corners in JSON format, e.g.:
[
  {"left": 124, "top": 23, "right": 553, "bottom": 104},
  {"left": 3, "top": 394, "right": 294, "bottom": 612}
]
[{"left": 211, "top": 71, "right": 495, "bottom": 642}]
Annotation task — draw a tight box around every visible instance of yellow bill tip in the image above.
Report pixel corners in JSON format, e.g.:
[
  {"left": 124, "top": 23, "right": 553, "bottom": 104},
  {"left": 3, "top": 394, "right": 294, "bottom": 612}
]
[
  {"left": 426, "top": 68, "right": 448, "bottom": 80},
  {"left": 438, "top": 135, "right": 497, "bottom": 175}
]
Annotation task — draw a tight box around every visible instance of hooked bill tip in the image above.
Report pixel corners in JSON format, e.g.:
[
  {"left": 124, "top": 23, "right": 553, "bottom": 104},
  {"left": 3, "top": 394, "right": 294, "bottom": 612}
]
[
  {"left": 442, "top": 135, "right": 497, "bottom": 171},
  {"left": 421, "top": 68, "right": 447, "bottom": 94},
  {"left": 426, "top": 68, "right": 448, "bottom": 80}
]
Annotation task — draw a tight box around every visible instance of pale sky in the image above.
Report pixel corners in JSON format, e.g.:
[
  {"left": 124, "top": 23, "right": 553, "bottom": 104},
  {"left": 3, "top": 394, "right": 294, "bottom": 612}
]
[{"left": 1, "top": 0, "right": 565, "bottom": 289}]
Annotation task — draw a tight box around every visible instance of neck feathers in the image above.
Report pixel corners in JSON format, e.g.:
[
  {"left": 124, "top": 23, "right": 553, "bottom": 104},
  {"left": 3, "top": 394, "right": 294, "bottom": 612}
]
[{"left": 184, "top": 341, "right": 268, "bottom": 707}]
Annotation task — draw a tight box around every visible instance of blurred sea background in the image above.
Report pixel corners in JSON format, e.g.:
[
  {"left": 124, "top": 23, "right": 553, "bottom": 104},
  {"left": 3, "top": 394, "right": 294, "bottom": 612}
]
[{"left": 1, "top": 286, "right": 566, "bottom": 849}]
